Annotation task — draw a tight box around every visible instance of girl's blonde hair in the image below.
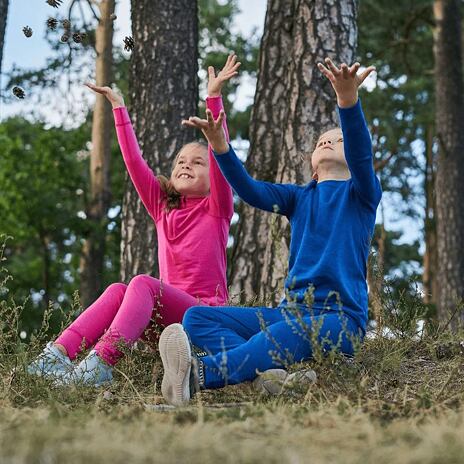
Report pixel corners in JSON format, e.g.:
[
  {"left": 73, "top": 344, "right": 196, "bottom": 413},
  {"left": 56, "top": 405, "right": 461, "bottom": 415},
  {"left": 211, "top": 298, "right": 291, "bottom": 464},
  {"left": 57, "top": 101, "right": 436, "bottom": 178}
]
[{"left": 157, "top": 141, "right": 208, "bottom": 212}]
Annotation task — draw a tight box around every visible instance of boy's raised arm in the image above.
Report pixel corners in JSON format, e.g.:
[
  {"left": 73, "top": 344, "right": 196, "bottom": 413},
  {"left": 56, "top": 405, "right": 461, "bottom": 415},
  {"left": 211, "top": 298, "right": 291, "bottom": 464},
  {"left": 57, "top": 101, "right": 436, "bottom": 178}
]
[
  {"left": 183, "top": 111, "right": 297, "bottom": 217},
  {"left": 338, "top": 99, "right": 381, "bottom": 209},
  {"left": 318, "top": 58, "right": 381, "bottom": 208}
]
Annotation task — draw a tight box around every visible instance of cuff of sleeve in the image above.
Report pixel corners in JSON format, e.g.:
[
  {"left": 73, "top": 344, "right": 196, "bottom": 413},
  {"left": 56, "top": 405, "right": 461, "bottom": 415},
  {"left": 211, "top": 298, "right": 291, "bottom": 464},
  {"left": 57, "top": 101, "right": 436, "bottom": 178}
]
[
  {"left": 338, "top": 99, "right": 363, "bottom": 126},
  {"left": 113, "top": 106, "right": 131, "bottom": 125},
  {"left": 212, "top": 143, "right": 234, "bottom": 158},
  {"left": 206, "top": 95, "right": 224, "bottom": 116}
]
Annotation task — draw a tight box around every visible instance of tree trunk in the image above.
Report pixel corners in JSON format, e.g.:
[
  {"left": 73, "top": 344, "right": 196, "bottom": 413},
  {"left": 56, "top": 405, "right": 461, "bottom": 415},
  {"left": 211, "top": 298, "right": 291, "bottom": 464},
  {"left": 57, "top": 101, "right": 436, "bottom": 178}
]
[
  {"left": 227, "top": 0, "right": 296, "bottom": 303},
  {"left": 433, "top": 0, "right": 464, "bottom": 329},
  {"left": 423, "top": 123, "right": 438, "bottom": 308},
  {"left": 79, "top": 0, "right": 115, "bottom": 307},
  {"left": 120, "top": 0, "right": 198, "bottom": 281},
  {"left": 0, "top": 0, "right": 9, "bottom": 112},
  {"left": 230, "top": 0, "right": 358, "bottom": 303},
  {"left": 0, "top": 0, "right": 7, "bottom": 70}
]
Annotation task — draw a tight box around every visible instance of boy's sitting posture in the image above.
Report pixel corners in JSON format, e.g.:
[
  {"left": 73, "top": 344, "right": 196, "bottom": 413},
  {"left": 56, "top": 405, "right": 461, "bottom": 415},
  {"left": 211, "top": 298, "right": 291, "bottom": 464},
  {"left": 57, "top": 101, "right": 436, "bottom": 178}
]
[{"left": 159, "top": 58, "right": 381, "bottom": 406}]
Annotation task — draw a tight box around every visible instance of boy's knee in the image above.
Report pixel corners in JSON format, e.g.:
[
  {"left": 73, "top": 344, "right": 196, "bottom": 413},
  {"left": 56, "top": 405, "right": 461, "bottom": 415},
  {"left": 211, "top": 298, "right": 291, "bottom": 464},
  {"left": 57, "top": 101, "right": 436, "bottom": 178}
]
[{"left": 182, "top": 306, "right": 208, "bottom": 332}]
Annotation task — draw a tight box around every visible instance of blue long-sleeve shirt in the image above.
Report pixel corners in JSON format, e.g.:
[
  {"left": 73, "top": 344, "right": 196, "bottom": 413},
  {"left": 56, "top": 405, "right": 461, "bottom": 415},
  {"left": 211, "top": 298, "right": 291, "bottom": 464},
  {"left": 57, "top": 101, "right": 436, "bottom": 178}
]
[{"left": 214, "top": 100, "right": 382, "bottom": 332}]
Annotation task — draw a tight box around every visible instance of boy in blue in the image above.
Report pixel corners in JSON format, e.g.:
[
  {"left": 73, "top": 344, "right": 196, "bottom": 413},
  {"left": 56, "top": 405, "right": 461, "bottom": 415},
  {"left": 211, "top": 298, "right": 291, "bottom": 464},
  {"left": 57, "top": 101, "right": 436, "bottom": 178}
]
[{"left": 159, "top": 58, "right": 380, "bottom": 406}]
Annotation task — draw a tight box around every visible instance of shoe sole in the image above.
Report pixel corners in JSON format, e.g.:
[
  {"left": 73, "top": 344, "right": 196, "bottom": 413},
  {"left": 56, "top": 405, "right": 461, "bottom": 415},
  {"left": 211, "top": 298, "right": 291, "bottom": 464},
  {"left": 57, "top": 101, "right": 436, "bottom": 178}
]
[{"left": 159, "top": 323, "right": 191, "bottom": 406}]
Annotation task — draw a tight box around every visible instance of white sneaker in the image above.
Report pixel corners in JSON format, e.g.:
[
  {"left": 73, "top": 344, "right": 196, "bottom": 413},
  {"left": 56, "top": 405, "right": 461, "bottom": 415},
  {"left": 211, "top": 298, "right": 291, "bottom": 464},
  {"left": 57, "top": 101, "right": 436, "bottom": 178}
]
[
  {"left": 56, "top": 350, "right": 113, "bottom": 387},
  {"left": 27, "top": 342, "right": 73, "bottom": 379},
  {"left": 253, "top": 368, "right": 317, "bottom": 395},
  {"left": 285, "top": 368, "right": 317, "bottom": 386},
  {"left": 159, "top": 324, "right": 193, "bottom": 406},
  {"left": 252, "top": 368, "right": 288, "bottom": 395}
]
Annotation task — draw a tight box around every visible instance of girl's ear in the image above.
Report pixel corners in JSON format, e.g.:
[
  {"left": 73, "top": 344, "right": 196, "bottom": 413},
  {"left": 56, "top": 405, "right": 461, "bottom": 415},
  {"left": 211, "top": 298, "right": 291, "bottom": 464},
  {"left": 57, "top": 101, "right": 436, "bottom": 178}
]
[{"left": 312, "top": 171, "right": 318, "bottom": 181}]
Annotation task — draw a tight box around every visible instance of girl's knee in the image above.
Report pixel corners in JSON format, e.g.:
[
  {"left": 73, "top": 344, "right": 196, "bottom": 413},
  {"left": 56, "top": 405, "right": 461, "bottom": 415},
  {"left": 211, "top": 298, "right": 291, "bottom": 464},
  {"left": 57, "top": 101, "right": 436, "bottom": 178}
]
[
  {"left": 128, "top": 274, "right": 158, "bottom": 289},
  {"left": 106, "top": 282, "right": 127, "bottom": 297}
]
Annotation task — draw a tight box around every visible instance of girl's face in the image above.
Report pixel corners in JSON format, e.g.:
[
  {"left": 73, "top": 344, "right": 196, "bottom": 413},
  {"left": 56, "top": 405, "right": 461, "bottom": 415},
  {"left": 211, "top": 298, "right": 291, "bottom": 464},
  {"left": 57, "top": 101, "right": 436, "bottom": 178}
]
[
  {"left": 310, "top": 128, "right": 347, "bottom": 175},
  {"left": 170, "top": 144, "right": 210, "bottom": 197}
]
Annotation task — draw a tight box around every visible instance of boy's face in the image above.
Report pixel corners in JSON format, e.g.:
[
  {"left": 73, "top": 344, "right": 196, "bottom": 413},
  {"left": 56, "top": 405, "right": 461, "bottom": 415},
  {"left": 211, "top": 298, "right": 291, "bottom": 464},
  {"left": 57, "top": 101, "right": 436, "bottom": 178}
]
[
  {"left": 170, "top": 144, "right": 210, "bottom": 196},
  {"left": 310, "top": 128, "right": 347, "bottom": 177}
]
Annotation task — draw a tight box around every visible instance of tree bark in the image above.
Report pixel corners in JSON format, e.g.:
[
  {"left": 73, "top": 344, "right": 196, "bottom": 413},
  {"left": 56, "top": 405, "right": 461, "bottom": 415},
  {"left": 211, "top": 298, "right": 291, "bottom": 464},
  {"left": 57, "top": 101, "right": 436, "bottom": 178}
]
[
  {"left": 79, "top": 0, "right": 115, "bottom": 307},
  {"left": 230, "top": 0, "right": 358, "bottom": 303},
  {"left": 433, "top": 0, "right": 464, "bottom": 328},
  {"left": 227, "top": 0, "right": 296, "bottom": 302},
  {"left": 0, "top": 0, "right": 9, "bottom": 114},
  {"left": 120, "top": 0, "right": 198, "bottom": 281},
  {"left": 423, "top": 123, "right": 438, "bottom": 308}
]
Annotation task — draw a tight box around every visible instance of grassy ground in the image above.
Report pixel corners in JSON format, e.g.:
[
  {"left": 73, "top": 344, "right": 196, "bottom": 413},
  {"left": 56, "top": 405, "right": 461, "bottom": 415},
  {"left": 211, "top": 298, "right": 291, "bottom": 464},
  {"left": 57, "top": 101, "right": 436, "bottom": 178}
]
[
  {"left": 1, "top": 330, "right": 463, "bottom": 464},
  {"left": 1, "top": 243, "right": 464, "bottom": 463}
]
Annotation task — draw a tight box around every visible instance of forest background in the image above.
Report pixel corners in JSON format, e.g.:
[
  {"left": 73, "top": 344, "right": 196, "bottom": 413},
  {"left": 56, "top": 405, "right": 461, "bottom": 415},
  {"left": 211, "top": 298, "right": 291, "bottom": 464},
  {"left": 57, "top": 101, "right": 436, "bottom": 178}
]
[
  {"left": 1, "top": 2, "right": 464, "bottom": 463},
  {"left": 1, "top": 0, "right": 456, "bottom": 336}
]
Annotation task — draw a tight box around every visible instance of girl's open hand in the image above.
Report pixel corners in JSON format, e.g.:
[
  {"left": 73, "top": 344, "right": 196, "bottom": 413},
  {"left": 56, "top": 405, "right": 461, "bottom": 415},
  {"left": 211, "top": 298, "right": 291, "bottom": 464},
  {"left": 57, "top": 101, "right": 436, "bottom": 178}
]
[
  {"left": 207, "top": 54, "right": 241, "bottom": 97},
  {"left": 182, "top": 109, "right": 229, "bottom": 154},
  {"left": 318, "top": 58, "right": 375, "bottom": 108},
  {"left": 85, "top": 82, "right": 125, "bottom": 108}
]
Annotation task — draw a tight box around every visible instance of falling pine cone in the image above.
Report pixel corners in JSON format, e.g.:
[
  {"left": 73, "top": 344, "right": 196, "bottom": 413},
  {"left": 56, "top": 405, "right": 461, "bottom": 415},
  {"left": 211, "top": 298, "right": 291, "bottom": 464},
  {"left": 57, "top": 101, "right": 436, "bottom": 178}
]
[
  {"left": 46, "top": 0, "right": 63, "bottom": 8},
  {"left": 110, "top": 13, "right": 117, "bottom": 21},
  {"left": 22, "top": 26, "right": 33, "bottom": 38},
  {"left": 13, "top": 86, "right": 25, "bottom": 99},
  {"left": 60, "top": 34, "right": 69, "bottom": 43},
  {"left": 72, "top": 33, "right": 82, "bottom": 43},
  {"left": 46, "top": 18, "right": 58, "bottom": 30},
  {"left": 123, "top": 36, "right": 134, "bottom": 52},
  {"left": 62, "top": 19, "right": 71, "bottom": 30}
]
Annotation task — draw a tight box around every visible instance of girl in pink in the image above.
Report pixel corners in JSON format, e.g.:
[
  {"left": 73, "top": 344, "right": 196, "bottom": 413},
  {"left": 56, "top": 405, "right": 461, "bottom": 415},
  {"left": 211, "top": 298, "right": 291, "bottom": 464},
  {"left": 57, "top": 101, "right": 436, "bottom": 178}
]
[{"left": 28, "top": 55, "right": 240, "bottom": 386}]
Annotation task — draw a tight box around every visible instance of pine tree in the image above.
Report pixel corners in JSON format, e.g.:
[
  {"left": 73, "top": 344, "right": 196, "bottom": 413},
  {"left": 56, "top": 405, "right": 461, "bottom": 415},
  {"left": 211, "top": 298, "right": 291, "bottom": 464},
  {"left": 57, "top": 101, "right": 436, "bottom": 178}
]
[
  {"left": 230, "top": 0, "right": 358, "bottom": 302},
  {"left": 433, "top": 0, "right": 464, "bottom": 328},
  {"left": 119, "top": 0, "right": 199, "bottom": 280}
]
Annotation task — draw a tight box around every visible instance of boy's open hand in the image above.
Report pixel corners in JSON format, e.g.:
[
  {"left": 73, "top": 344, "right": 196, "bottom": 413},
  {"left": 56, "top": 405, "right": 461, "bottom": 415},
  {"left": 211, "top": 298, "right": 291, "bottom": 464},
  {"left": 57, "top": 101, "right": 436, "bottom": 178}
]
[
  {"left": 85, "top": 82, "right": 125, "bottom": 108},
  {"left": 182, "top": 109, "right": 229, "bottom": 154},
  {"left": 207, "top": 54, "right": 241, "bottom": 97},
  {"left": 318, "top": 58, "right": 375, "bottom": 108}
]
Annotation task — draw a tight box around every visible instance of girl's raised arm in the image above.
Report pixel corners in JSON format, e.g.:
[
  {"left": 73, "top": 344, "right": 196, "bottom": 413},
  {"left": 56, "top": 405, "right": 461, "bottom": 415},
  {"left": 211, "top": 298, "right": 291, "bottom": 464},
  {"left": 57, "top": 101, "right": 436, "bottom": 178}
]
[
  {"left": 203, "top": 55, "right": 240, "bottom": 219},
  {"left": 85, "top": 83, "right": 162, "bottom": 221}
]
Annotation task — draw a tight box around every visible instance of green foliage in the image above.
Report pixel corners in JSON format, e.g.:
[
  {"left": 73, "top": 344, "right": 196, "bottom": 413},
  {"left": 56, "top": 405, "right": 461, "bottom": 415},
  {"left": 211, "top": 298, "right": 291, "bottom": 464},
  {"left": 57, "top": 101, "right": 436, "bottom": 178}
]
[
  {"left": 359, "top": 0, "right": 434, "bottom": 208},
  {"left": 0, "top": 118, "right": 90, "bottom": 333}
]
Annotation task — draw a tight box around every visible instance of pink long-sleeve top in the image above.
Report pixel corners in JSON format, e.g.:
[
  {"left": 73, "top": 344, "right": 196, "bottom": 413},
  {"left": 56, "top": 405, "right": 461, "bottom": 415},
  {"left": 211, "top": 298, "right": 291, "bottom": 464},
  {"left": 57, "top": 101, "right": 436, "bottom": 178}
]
[{"left": 113, "top": 96, "right": 234, "bottom": 305}]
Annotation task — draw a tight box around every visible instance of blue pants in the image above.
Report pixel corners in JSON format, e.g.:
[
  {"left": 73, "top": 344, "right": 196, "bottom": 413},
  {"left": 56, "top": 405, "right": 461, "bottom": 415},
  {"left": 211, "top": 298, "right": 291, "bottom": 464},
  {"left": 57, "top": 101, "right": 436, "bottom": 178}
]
[{"left": 182, "top": 304, "right": 362, "bottom": 389}]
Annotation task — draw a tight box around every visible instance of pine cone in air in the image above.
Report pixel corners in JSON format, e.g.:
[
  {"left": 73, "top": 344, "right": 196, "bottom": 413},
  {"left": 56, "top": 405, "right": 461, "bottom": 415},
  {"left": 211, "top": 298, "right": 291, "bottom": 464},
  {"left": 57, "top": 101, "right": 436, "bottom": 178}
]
[
  {"left": 72, "top": 33, "right": 82, "bottom": 43},
  {"left": 46, "top": 0, "right": 63, "bottom": 8},
  {"left": 123, "top": 36, "right": 134, "bottom": 52},
  {"left": 46, "top": 18, "right": 58, "bottom": 30},
  {"left": 61, "top": 34, "right": 69, "bottom": 43},
  {"left": 13, "top": 86, "right": 26, "bottom": 99},
  {"left": 22, "top": 26, "right": 33, "bottom": 37},
  {"left": 62, "top": 19, "right": 71, "bottom": 30}
]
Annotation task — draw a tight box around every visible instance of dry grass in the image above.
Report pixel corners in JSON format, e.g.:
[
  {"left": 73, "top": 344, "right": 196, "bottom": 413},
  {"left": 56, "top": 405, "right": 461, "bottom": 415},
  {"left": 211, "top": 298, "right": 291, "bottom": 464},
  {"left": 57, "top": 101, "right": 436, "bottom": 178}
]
[
  {"left": 0, "top": 333, "right": 463, "bottom": 464},
  {"left": 1, "top": 240, "right": 464, "bottom": 463}
]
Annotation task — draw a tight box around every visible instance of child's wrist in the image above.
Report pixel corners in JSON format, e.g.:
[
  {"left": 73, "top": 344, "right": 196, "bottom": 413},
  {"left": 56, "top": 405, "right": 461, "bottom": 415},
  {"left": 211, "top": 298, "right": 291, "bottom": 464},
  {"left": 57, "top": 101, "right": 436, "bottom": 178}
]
[
  {"left": 211, "top": 140, "right": 229, "bottom": 154},
  {"left": 207, "top": 92, "right": 221, "bottom": 98},
  {"left": 111, "top": 99, "right": 125, "bottom": 109},
  {"left": 337, "top": 95, "right": 358, "bottom": 109}
]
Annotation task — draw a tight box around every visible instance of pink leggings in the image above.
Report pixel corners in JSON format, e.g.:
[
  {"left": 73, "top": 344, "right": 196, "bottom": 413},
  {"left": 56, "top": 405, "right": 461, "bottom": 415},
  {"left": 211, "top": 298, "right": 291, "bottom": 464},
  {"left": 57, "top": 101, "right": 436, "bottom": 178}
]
[{"left": 55, "top": 275, "right": 200, "bottom": 365}]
